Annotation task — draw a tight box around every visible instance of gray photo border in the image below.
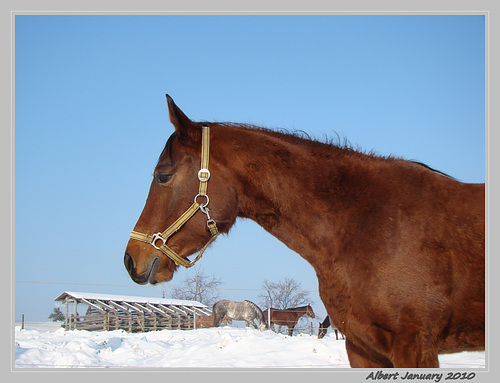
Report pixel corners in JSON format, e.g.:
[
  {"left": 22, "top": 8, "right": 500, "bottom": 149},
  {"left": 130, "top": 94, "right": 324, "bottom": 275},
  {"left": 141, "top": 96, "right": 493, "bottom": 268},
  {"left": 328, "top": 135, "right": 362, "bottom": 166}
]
[{"left": 3, "top": 1, "right": 497, "bottom": 382}]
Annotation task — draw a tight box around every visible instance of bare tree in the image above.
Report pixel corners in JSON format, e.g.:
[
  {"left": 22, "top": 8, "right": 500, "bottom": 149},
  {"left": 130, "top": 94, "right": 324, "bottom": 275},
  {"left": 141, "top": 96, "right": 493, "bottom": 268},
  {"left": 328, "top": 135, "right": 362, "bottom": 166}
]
[
  {"left": 258, "top": 277, "right": 312, "bottom": 310},
  {"left": 168, "top": 266, "right": 222, "bottom": 307}
]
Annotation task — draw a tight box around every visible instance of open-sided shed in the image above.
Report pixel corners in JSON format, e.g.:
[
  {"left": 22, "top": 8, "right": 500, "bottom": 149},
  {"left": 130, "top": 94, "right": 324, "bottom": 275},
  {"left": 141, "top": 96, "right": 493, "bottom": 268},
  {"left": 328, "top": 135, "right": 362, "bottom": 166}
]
[{"left": 55, "top": 291, "right": 212, "bottom": 332}]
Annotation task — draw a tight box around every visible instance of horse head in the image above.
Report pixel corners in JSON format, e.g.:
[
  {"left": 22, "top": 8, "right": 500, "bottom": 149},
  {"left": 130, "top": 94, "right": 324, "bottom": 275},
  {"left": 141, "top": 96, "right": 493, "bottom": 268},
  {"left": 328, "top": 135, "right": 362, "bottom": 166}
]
[
  {"left": 124, "top": 95, "right": 239, "bottom": 284},
  {"left": 306, "top": 304, "right": 315, "bottom": 319},
  {"left": 318, "top": 327, "right": 327, "bottom": 339}
]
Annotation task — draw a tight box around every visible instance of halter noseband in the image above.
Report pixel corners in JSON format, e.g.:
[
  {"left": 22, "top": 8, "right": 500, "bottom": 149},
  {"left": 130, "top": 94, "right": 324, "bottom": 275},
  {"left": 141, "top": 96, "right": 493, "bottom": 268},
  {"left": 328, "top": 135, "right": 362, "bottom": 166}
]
[{"left": 129, "top": 126, "right": 219, "bottom": 269}]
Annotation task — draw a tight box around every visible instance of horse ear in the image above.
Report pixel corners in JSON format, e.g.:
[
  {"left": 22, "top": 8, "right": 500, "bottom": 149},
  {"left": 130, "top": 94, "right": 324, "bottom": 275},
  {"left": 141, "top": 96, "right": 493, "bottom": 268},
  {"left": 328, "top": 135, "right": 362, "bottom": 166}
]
[{"left": 166, "top": 94, "right": 201, "bottom": 143}]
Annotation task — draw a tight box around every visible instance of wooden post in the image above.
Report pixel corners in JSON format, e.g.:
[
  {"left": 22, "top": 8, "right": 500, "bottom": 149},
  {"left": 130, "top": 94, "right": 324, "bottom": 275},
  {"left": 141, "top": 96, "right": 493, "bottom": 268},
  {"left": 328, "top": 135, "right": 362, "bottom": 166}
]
[
  {"left": 65, "top": 297, "right": 69, "bottom": 330},
  {"left": 21, "top": 314, "right": 24, "bottom": 330},
  {"left": 73, "top": 299, "right": 77, "bottom": 330}
]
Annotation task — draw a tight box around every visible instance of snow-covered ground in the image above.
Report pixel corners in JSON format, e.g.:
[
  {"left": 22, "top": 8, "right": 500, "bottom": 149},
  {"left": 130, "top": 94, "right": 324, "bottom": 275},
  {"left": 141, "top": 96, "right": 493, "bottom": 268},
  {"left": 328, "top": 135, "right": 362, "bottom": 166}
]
[{"left": 14, "top": 323, "right": 485, "bottom": 369}]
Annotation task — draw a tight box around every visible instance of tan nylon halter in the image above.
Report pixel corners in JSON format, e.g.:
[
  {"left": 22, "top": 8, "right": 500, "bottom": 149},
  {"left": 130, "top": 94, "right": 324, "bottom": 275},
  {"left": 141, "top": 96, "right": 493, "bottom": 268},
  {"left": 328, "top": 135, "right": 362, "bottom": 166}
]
[{"left": 129, "top": 126, "right": 219, "bottom": 269}]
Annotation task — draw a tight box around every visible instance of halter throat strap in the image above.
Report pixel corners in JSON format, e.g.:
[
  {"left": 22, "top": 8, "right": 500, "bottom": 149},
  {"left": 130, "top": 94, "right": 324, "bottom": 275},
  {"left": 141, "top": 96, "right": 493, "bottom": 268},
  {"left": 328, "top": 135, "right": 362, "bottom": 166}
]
[{"left": 130, "top": 126, "right": 219, "bottom": 269}]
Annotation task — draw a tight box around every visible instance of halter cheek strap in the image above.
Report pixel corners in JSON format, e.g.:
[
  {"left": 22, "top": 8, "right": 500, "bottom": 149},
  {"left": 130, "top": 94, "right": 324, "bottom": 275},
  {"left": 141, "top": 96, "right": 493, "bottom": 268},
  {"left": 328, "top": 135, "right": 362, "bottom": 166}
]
[{"left": 129, "top": 126, "right": 219, "bottom": 269}]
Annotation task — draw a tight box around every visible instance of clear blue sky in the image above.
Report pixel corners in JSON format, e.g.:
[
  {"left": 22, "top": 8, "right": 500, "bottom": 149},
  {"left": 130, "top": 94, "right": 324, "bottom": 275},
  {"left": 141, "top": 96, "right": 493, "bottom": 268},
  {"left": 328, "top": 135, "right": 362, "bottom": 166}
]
[{"left": 14, "top": 15, "right": 485, "bottom": 322}]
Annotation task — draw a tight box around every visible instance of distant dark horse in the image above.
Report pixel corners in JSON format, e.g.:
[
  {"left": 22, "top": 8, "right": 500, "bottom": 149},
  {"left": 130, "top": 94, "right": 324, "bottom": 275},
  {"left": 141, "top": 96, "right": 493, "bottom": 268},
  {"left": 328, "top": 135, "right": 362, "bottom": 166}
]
[
  {"left": 318, "top": 316, "right": 345, "bottom": 340},
  {"left": 263, "top": 305, "right": 315, "bottom": 336},
  {"left": 212, "top": 300, "right": 267, "bottom": 331},
  {"left": 124, "top": 95, "right": 484, "bottom": 367}
]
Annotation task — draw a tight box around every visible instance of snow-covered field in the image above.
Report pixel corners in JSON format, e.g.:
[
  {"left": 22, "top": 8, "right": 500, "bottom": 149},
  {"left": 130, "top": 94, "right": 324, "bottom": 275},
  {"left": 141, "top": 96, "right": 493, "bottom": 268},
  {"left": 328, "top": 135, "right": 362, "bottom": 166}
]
[{"left": 14, "top": 323, "right": 485, "bottom": 369}]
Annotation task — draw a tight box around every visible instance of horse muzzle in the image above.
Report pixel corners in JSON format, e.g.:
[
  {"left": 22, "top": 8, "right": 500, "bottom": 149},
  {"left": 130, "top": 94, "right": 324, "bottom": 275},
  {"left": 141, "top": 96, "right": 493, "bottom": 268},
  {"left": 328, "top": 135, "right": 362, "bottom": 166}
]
[{"left": 124, "top": 253, "right": 166, "bottom": 285}]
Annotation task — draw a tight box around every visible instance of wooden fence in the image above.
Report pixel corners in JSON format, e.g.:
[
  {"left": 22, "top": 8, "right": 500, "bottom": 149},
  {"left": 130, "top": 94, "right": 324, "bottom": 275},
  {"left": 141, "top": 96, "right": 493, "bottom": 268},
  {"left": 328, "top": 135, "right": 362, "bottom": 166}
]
[{"left": 65, "top": 311, "right": 194, "bottom": 332}]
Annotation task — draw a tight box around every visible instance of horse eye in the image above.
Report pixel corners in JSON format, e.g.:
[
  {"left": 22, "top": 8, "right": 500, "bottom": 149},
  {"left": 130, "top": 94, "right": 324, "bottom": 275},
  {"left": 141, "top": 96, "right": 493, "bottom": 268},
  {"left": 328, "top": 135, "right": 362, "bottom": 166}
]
[{"left": 156, "top": 174, "right": 173, "bottom": 184}]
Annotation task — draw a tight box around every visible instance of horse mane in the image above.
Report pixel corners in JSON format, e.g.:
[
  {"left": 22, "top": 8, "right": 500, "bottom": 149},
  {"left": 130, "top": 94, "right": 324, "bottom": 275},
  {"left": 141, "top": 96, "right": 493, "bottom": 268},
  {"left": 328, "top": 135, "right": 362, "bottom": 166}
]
[
  {"left": 285, "top": 305, "right": 310, "bottom": 311},
  {"left": 202, "top": 121, "right": 363, "bottom": 154},
  {"left": 409, "top": 161, "right": 455, "bottom": 180},
  {"left": 200, "top": 121, "right": 454, "bottom": 179}
]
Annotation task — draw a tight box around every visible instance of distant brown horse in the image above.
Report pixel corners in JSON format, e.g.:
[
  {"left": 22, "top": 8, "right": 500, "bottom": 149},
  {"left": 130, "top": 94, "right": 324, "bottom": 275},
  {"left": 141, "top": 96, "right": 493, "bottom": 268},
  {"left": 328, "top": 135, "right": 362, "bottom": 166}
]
[
  {"left": 263, "top": 305, "right": 315, "bottom": 336},
  {"left": 124, "top": 95, "right": 485, "bottom": 367},
  {"left": 194, "top": 314, "right": 232, "bottom": 329}
]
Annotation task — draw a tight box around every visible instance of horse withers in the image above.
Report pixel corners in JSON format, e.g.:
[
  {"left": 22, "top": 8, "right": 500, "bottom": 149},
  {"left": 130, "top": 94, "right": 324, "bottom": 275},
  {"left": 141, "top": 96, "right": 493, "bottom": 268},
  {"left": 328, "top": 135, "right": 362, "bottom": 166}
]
[{"left": 124, "top": 95, "right": 484, "bottom": 367}]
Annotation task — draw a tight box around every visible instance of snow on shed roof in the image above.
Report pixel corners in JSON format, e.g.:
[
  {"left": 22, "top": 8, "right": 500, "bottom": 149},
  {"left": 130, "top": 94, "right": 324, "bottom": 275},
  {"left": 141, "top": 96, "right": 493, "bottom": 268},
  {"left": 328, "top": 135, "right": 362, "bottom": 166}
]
[{"left": 54, "top": 291, "right": 208, "bottom": 308}]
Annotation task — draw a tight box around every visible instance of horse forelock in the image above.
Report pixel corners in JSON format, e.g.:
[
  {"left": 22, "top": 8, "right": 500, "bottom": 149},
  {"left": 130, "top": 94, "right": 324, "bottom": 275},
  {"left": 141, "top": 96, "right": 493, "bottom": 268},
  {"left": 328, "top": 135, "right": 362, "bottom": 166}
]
[{"left": 157, "top": 132, "right": 177, "bottom": 165}]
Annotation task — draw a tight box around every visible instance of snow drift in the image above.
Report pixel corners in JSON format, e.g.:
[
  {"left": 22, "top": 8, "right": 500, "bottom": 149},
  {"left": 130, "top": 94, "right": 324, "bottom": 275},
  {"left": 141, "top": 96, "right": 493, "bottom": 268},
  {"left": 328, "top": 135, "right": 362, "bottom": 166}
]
[{"left": 14, "top": 324, "right": 485, "bottom": 369}]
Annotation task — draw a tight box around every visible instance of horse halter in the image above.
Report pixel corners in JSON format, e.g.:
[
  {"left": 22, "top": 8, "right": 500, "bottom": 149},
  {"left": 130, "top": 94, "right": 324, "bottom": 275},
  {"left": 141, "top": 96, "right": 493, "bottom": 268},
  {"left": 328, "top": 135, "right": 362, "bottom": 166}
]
[{"left": 129, "top": 126, "right": 219, "bottom": 269}]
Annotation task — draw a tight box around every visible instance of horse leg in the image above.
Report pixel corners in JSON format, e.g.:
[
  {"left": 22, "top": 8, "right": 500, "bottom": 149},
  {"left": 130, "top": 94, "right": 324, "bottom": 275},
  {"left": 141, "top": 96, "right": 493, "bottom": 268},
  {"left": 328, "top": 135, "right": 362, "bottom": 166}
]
[
  {"left": 335, "top": 329, "right": 338, "bottom": 340},
  {"left": 391, "top": 332, "right": 439, "bottom": 368},
  {"left": 345, "top": 339, "right": 393, "bottom": 368},
  {"left": 248, "top": 320, "right": 258, "bottom": 329},
  {"left": 288, "top": 325, "right": 294, "bottom": 336},
  {"left": 245, "top": 320, "right": 257, "bottom": 328}
]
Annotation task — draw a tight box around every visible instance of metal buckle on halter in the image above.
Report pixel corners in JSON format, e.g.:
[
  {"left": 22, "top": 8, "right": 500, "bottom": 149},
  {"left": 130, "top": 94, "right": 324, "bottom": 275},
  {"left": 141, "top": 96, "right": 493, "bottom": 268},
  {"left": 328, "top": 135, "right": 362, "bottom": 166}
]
[
  {"left": 198, "top": 168, "right": 211, "bottom": 182},
  {"left": 151, "top": 233, "right": 166, "bottom": 250}
]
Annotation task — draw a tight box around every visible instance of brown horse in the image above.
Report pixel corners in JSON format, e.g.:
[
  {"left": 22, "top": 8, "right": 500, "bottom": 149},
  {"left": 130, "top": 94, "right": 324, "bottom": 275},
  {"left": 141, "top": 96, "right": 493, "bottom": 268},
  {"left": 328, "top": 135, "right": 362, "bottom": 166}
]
[
  {"left": 263, "top": 305, "right": 315, "bottom": 336},
  {"left": 194, "top": 314, "right": 232, "bottom": 329},
  {"left": 124, "top": 95, "right": 485, "bottom": 368}
]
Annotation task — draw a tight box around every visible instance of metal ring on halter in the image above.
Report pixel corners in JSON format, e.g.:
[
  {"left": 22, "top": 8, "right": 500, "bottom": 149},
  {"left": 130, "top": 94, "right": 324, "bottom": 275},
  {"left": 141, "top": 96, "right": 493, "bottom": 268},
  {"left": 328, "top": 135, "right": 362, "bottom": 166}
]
[
  {"left": 194, "top": 193, "right": 209, "bottom": 208},
  {"left": 151, "top": 233, "right": 165, "bottom": 250}
]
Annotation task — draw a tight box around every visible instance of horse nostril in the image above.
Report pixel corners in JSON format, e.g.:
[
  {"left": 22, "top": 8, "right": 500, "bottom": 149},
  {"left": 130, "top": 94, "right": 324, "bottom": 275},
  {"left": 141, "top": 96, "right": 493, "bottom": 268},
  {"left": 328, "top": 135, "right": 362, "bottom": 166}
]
[{"left": 124, "top": 253, "right": 134, "bottom": 274}]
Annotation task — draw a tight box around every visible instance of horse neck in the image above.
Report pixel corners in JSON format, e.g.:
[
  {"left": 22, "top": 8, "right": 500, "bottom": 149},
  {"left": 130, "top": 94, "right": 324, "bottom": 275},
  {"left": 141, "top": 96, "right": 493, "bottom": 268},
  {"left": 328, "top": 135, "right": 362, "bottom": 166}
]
[{"left": 213, "top": 125, "right": 374, "bottom": 268}]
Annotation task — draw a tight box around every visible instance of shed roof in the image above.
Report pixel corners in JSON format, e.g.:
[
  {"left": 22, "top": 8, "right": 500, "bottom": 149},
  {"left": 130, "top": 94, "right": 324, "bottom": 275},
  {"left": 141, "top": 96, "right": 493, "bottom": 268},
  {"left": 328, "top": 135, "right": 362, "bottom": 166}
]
[{"left": 54, "top": 291, "right": 208, "bottom": 308}]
